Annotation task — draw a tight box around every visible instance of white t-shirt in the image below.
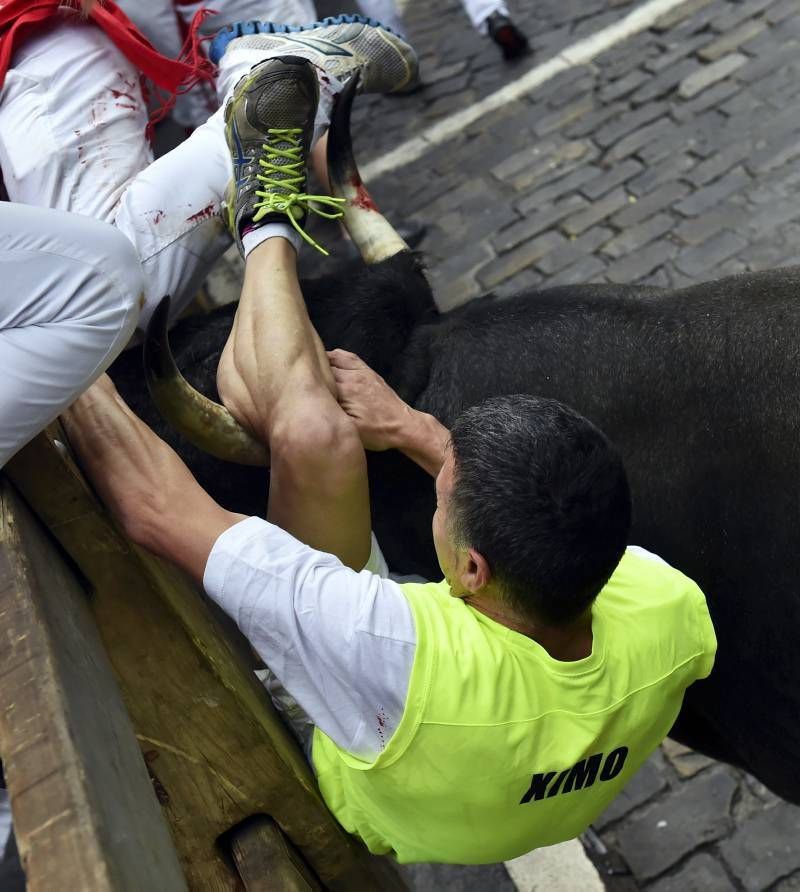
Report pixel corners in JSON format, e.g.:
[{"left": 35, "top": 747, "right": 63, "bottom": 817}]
[{"left": 203, "top": 517, "right": 668, "bottom": 762}]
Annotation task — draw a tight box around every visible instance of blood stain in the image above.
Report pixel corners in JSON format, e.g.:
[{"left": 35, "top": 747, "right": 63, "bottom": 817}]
[{"left": 186, "top": 203, "right": 216, "bottom": 224}]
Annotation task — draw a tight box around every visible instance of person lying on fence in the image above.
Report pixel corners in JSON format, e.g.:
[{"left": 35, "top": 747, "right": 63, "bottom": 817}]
[{"left": 63, "top": 54, "right": 716, "bottom": 865}]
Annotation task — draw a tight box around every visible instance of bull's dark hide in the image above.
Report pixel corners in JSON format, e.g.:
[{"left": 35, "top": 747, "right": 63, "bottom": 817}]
[{"left": 110, "top": 252, "right": 800, "bottom": 803}]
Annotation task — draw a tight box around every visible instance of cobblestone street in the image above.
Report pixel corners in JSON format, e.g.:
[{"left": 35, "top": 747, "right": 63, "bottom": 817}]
[{"left": 304, "top": 0, "right": 800, "bottom": 888}]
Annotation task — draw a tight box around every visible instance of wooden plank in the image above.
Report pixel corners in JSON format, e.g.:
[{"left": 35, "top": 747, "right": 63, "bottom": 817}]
[
  {"left": 6, "top": 430, "right": 405, "bottom": 891},
  {"left": 0, "top": 478, "right": 186, "bottom": 892},
  {"left": 231, "top": 816, "right": 323, "bottom": 891}
]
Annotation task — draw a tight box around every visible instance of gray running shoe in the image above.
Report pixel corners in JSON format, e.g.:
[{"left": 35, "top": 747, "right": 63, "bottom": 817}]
[
  {"left": 213, "top": 16, "right": 418, "bottom": 94},
  {"left": 223, "top": 56, "right": 344, "bottom": 256}
]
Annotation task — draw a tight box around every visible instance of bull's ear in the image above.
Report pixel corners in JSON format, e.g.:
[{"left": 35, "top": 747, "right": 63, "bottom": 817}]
[
  {"left": 327, "top": 73, "right": 409, "bottom": 264},
  {"left": 143, "top": 296, "right": 269, "bottom": 466}
]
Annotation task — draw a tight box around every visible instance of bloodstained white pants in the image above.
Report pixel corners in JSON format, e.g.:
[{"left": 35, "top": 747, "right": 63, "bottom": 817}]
[
  {"left": 0, "top": 203, "right": 141, "bottom": 466},
  {"left": 0, "top": 17, "right": 336, "bottom": 331}
]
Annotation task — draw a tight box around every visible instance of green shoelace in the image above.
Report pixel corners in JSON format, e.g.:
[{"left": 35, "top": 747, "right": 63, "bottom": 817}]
[{"left": 253, "top": 128, "right": 345, "bottom": 255}]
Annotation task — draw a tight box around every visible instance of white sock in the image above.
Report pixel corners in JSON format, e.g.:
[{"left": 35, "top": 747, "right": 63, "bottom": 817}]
[{"left": 242, "top": 223, "right": 302, "bottom": 257}]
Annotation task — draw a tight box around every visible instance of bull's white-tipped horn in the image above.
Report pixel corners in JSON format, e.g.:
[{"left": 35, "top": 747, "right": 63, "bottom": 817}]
[
  {"left": 328, "top": 73, "right": 409, "bottom": 264},
  {"left": 144, "top": 296, "right": 268, "bottom": 466}
]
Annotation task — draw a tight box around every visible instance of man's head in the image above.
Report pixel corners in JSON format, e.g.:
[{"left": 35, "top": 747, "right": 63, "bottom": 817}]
[{"left": 432, "top": 395, "right": 631, "bottom": 627}]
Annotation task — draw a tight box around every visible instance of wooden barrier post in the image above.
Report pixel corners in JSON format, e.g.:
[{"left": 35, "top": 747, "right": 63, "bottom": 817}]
[
  {"left": 5, "top": 431, "right": 405, "bottom": 890},
  {"left": 0, "top": 479, "right": 187, "bottom": 891}
]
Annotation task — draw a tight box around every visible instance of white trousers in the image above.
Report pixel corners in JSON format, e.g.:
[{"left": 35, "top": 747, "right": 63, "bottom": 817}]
[
  {"left": 356, "top": 0, "right": 509, "bottom": 34},
  {"left": 0, "top": 16, "right": 335, "bottom": 331},
  {"left": 0, "top": 204, "right": 141, "bottom": 466}
]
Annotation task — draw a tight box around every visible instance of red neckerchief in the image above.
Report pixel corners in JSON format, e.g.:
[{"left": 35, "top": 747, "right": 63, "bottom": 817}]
[{"left": 0, "top": 0, "right": 217, "bottom": 133}]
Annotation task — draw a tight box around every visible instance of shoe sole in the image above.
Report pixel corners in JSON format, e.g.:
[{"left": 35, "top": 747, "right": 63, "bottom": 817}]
[{"left": 209, "top": 14, "right": 402, "bottom": 65}]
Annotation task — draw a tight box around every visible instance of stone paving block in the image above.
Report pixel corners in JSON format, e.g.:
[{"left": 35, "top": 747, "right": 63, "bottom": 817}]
[
  {"left": 551, "top": 254, "right": 606, "bottom": 285},
  {"left": 612, "top": 182, "right": 691, "bottom": 228},
  {"left": 686, "top": 141, "right": 754, "bottom": 187},
  {"left": 767, "top": 0, "right": 798, "bottom": 24},
  {"left": 594, "top": 103, "right": 666, "bottom": 148},
  {"left": 734, "top": 41, "right": 800, "bottom": 85},
  {"left": 645, "top": 32, "right": 716, "bottom": 73},
  {"left": 595, "top": 40, "right": 659, "bottom": 82},
  {"left": 601, "top": 212, "right": 673, "bottom": 259},
  {"left": 594, "top": 754, "right": 668, "bottom": 831},
  {"left": 743, "top": 195, "right": 800, "bottom": 235},
  {"left": 422, "top": 60, "right": 468, "bottom": 87},
  {"left": 603, "top": 116, "right": 675, "bottom": 164},
  {"left": 492, "top": 139, "right": 562, "bottom": 183},
  {"left": 712, "top": 0, "right": 774, "bottom": 31},
  {"left": 563, "top": 187, "right": 632, "bottom": 236},
  {"left": 719, "top": 802, "right": 800, "bottom": 892},
  {"left": 499, "top": 194, "right": 588, "bottom": 251},
  {"left": 599, "top": 70, "right": 650, "bottom": 104},
  {"left": 678, "top": 53, "right": 749, "bottom": 99},
  {"left": 672, "top": 79, "right": 741, "bottom": 122},
  {"left": 627, "top": 153, "right": 695, "bottom": 197},
  {"left": 615, "top": 769, "right": 737, "bottom": 882},
  {"left": 517, "top": 164, "right": 603, "bottom": 212},
  {"left": 605, "top": 238, "right": 679, "bottom": 284},
  {"left": 674, "top": 204, "right": 748, "bottom": 246},
  {"left": 533, "top": 96, "right": 597, "bottom": 138},
  {"left": 422, "top": 72, "right": 473, "bottom": 102},
  {"left": 424, "top": 89, "right": 477, "bottom": 119},
  {"left": 536, "top": 226, "right": 613, "bottom": 275},
  {"left": 661, "top": 739, "right": 716, "bottom": 779},
  {"left": 580, "top": 159, "right": 643, "bottom": 201},
  {"left": 698, "top": 19, "right": 767, "bottom": 61},
  {"left": 630, "top": 58, "right": 701, "bottom": 105},
  {"left": 747, "top": 129, "right": 800, "bottom": 174},
  {"left": 652, "top": 0, "right": 715, "bottom": 31},
  {"left": 493, "top": 267, "right": 544, "bottom": 300},
  {"left": 647, "top": 853, "right": 734, "bottom": 892},
  {"left": 506, "top": 142, "right": 593, "bottom": 193},
  {"left": 563, "top": 102, "right": 629, "bottom": 139},
  {"left": 478, "top": 231, "right": 568, "bottom": 289},
  {"left": 674, "top": 168, "right": 751, "bottom": 217},
  {"left": 674, "top": 230, "right": 748, "bottom": 278}
]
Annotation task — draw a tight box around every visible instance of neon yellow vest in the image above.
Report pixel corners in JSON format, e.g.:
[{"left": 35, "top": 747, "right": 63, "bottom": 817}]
[{"left": 312, "top": 549, "right": 716, "bottom": 864}]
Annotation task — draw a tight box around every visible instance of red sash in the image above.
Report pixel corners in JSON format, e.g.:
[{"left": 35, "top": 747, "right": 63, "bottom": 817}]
[{"left": 0, "top": 0, "right": 217, "bottom": 127}]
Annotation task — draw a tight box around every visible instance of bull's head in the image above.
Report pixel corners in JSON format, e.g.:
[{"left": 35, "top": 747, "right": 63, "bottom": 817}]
[{"left": 143, "top": 74, "right": 410, "bottom": 466}]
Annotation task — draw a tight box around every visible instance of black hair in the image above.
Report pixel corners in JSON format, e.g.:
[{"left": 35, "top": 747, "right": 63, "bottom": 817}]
[{"left": 448, "top": 395, "right": 631, "bottom": 625}]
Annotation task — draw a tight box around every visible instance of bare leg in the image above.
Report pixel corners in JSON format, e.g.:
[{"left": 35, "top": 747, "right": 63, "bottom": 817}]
[{"left": 217, "top": 238, "right": 371, "bottom": 571}]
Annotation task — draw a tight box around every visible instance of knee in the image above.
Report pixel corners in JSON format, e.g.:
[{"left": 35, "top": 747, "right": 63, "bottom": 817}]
[{"left": 270, "top": 406, "right": 364, "bottom": 493}]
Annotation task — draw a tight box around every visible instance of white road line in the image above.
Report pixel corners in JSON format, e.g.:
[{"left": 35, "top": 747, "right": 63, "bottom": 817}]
[
  {"left": 505, "top": 839, "right": 605, "bottom": 891},
  {"left": 362, "top": 0, "right": 692, "bottom": 182}
]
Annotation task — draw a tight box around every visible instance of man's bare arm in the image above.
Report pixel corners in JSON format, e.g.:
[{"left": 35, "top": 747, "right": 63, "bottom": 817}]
[
  {"left": 61, "top": 375, "right": 245, "bottom": 586},
  {"left": 327, "top": 349, "right": 450, "bottom": 477}
]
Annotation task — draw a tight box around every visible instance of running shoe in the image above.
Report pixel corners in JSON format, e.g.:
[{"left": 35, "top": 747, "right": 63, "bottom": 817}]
[
  {"left": 223, "top": 56, "right": 345, "bottom": 256},
  {"left": 210, "top": 14, "right": 418, "bottom": 94}
]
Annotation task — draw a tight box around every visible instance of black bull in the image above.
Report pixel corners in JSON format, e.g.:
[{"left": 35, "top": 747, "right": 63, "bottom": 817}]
[
  {"left": 110, "top": 77, "right": 800, "bottom": 803},
  {"left": 112, "top": 254, "right": 800, "bottom": 803}
]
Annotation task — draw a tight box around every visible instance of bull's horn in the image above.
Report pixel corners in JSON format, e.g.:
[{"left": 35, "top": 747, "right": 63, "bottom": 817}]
[
  {"left": 328, "top": 73, "right": 409, "bottom": 264},
  {"left": 143, "top": 296, "right": 268, "bottom": 466}
]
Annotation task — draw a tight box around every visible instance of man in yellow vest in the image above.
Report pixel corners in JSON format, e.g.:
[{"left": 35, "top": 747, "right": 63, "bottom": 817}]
[{"left": 64, "top": 40, "right": 716, "bottom": 865}]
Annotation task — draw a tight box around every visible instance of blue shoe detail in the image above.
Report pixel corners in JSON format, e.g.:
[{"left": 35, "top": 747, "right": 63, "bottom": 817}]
[{"left": 209, "top": 14, "right": 400, "bottom": 65}]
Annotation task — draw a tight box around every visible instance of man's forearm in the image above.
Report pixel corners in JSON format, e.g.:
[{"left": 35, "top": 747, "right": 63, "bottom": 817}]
[{"left": 395, "top": 409, "right": 450, "bottom": 477}]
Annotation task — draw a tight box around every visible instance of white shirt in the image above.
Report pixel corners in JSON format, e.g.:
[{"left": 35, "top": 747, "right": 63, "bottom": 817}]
[{"left": 203, "top": 517, "right": 416, "bottom": 761}]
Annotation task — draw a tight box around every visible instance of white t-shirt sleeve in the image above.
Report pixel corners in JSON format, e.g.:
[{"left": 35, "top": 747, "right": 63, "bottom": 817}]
[{"left": 203, "top": 516, "right": 416, "bottom": 760}]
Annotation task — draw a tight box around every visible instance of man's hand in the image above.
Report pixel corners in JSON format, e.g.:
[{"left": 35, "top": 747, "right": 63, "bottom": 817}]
[
  {"left": 61, "top": 375, "right": 243, "bottom": 584},
  {"left": 327, "top": 349, "right": 450, "bottom": 478},
  {"left": 327, "top": 349, "right": 415, "bottom": 451}
]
